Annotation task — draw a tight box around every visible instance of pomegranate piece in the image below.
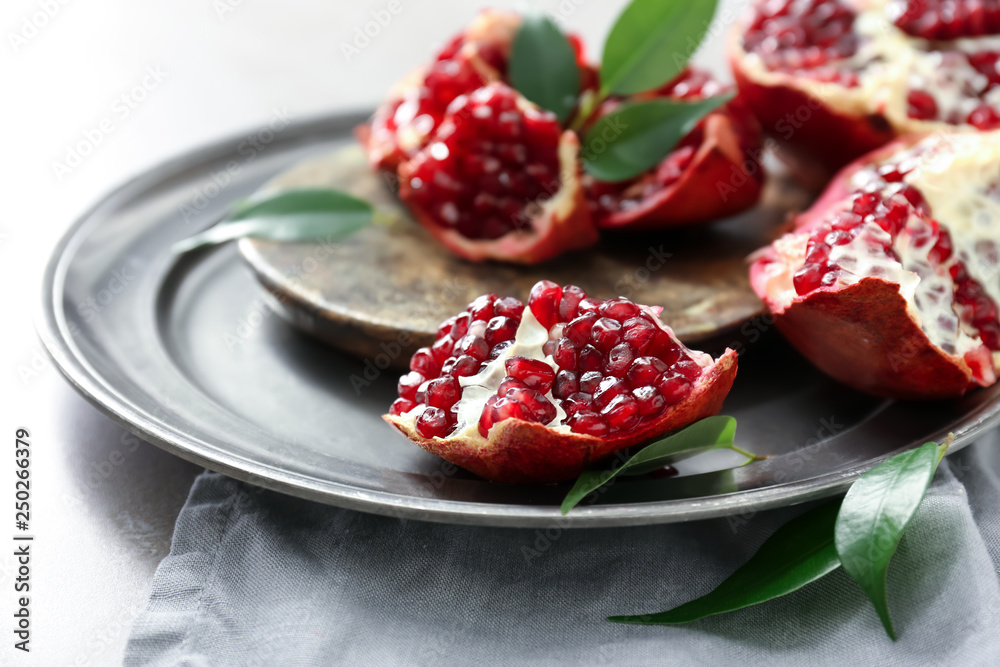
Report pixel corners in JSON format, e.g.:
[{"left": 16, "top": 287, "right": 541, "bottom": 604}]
[
  {"left": 384, "top": 281, "right": 738, "bottom": 483},
  {"left": 731, "top": 0, "right": 1000, "bottom": 171},
  {"left": 585, "top": 68, "right": 765, "bottom": 230},
  {"left": 750, "top": 133, "right": 1000, "bottom": 399}
]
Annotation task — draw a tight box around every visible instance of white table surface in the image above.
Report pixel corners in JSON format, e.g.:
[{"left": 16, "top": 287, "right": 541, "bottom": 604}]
[{"left": 0, "top": 0, "right": 741, "bottom": 663}]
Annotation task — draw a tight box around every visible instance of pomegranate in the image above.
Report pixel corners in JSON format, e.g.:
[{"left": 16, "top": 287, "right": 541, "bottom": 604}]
[
  {"left": 586, "top": 68, "right": 766, "bottom": 231},
  {"left": 750, "top": 132, "right": 1000, "bottom": 399},
  {"left": 384, "top": 281, "right": 738, "bottom": 483},
  {"left": 731, "top": 0, "right": 1000, "bottom": 171}
]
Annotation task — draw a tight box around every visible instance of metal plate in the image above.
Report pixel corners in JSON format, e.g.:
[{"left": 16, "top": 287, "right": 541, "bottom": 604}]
[
  {"left": 39, "top": 112, "right": 1000, "bottom": 527},
  {"left": 237, "top": 145, "right": 814, "bottom": 361}
]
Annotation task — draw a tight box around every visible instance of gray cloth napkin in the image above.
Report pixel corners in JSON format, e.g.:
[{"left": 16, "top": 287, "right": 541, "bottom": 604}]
[{"left": 125, "top": 435, "right": 1000, "bottom": 666}]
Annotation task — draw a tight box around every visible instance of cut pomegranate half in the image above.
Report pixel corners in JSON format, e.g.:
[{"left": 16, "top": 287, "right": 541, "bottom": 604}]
[
  {"left": 731, "top": 0, "right": 1000, "bottom": 171},
  {"left": 385, "top": 281, "right": 738, "bottom": 483},
  {"left": 586, "top": 68, "right": 766, "bottom": 231},
  {"left": 397, "top": 83, "right": 597, "bottom": 264},
  {"left": 750, "top": 132, "right": 1000, "bottom": 399}
]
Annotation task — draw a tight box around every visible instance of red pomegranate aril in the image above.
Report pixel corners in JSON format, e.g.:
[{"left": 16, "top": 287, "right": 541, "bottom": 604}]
[
  {"left": 599, "top": 298, "right": 641, "bottom": 322},
  {"left": 601, "top": 394, "right": 641, "bottom": 431},
  {"left": 577, "top": 298, "right": 603, "bottom": 315},
  {"left": 579, "top": 370, "right": 603, "bottom": 394},
  {"left": 567, "top": 411, "right": 609, "bottom": 437},
  {"left": 969, "top": 104, "right": 1000, "bottom": 130},
  {"left": 498, "top": 377, "right": 527, "bottom": 396},
  {"left": 646, "top": 331, "right": 682, "bottom": 363},
  {"left": 552, "top": 337, "right": 578, "bottom": 369},
  {"left": 627, "top": 357, "right": 670, "bottom": 388},
  {"left": 390, "top": 398, "right": 416, "bottom": 416},
  {"left": 622, "top": 317, "right": 658, "bottom": 353},
  {"left": 505, "top": 356, "right": 556, "bottom": 393},
  {"left": 431, "top": 336, "right": 454, "bottom": 364},
  {"left": 553, "top": 370, "right": 579, "bottom": 399},
  {"left": 416, "top": 406, "right": 450, "bottom": 438},
  {"left": 485, "top": 316, "right": 519, "bottom": 347},
  {"left": 558, "top": 285, "right": 586, "bottom": 320},
  {"left": 578, "top": 345, "right": 603, "bottom": 372},
  {"left": 410, "top": 348, "right": 440, "bottom": 377},
  {"left": 501, "top": 387, "right": 557, "bottom": 424},
  {"left": 657, "top": 373, "right": 693, "bottom": 405},
  {"left": 632, "top": 386, "right": 667, "bottom": 418},
  {"left": 906, "top": 90, "right": 938, "bottom": 121},
  {"left": 529, "top": 280, "right": 562, "bottom": 329},
  {"left": 565, "top": 313, "right": 597, "bottom": 345},
  {"left": 673, "top": 358, "right": 703, "bottom": 381},
  {"left": 479, "top": 394, "right": 525, "bottom": 437},
  {"left": 562, "top": 392, "right": 591, "bottom": 416},
  {"left": 593, "top": 376, "right": 629, "bottom": 411},
  {"left": 453, "top": 334, "right": 490, "bottom": 361},
  {"left": 493, "top": 296, "right": 525, "bottom": 319},
  {"left": 852, "top": 194, "right": 880, "bottom": 217},
  {"left": 443, "top": 354, "right": 481, "bottom": 377},
  {"left": 604, "top": 343, "right": 637, "bottom": 377},
  {"left": 450, "top": 313, "right": 471, "bottom": 339},
  {"left": 398, "top": 371, "right": 425, "bottom": 400},
  {"left": 469, "top": 293, "right": 497, "bottom": 321},
  {"left": 591, "top": 318, "right": 623, "bottom": 353},
  {"left": 424, "top": 376, "right": 461, "bottom": 409}
]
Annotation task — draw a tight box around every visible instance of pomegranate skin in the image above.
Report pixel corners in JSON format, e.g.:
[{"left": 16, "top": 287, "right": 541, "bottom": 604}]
[
  {"left": 398, "top": 130, "right": 599, "bottom": 265},
  {"left": 595, "top": 112, "right": 765, "bottom": 231},
  {"left": 384, "top": 349, "right": 736, "bottom": 484},
  {"left": 729, "top": 40, "right": 895, "bottom": 173}
]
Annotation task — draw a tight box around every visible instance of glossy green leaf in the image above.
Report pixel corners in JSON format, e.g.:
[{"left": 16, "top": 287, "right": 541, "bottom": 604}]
[
  {"left": 581, "top": 94, "right": 732, "bottom": 182},
  {"left": 509, "top": 11, "right": 581, "bottom": 123},
  {"left": 609, "top": 500, "right": 842, "bottom": 624},
  {"left": 834, "top": 441, "right": 944, "bottom": 640},
  {"left": 561, "top": 416, "right": 746, "bottom": 514},
  {"left": 173, "top": 188, "right": 373, "bottom": 253},
  {"left": 600, "top": 0, "right": 719, "bottom": 96}
]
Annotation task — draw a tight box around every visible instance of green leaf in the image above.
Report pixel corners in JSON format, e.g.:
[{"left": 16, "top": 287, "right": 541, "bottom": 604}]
[
  {"left": 834, "top": 441, "right": 944, "bottom": 640},
  {"left": 561, "top": 416, "right": 747, "bottom": 514},
  {"left": 582, "top": 95, "right": 732, "bottom": 182},
  {"left": 609, "top": 500, "right": 842, "bottom": 624},
  {"left": 509, "top": 11, "right": 581, "bottom": 124},
  {"left": 600, "top": 0, "right": 719, "bottom": 97},
  {"left": 173, "top": 188, "right": 373, "bottom": 253}
]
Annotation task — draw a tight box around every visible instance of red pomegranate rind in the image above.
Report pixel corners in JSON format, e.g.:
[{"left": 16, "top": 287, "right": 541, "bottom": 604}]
[
  {"left": 384, "top": 282, "right": 738, "bottom": 483},
  {"left": 750, "top": 133, "right": 1000, "bottom": 400},
  {"left": 399, "top": 84, "right": 598, "bottom": 264},
  {"left": 588, "top": 69, "right": 766, "bottom": 230},
  {"left": 385, "top": 350, "right": 736, "bottom": 484},
  {"left": 731, "top": 0, "right": 1000, "bottom": 171}
]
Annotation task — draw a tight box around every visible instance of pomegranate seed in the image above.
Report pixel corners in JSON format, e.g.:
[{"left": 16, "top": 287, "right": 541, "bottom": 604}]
[
  {"left": 450, "top": 313, "right": 470, "bottom": 339},
  {"left": 601, "top": 394, "right": 641, "bottom": 431},
  {"left": 579, "top": 370, "right": 603, "bottom": 394},
  {"left": 562, "top": 392, "right": 591, "bottom": 416},
  {"left": 646, "top": 331, "right": 681, "bottom": 364},
  {"left": 485, "top": 316, "right": 518, "bottom": 347},
  {"left": 969, "top": 104, "right": 1000, "bottom": 130},
  {"left": 632, "top": 386, "right": 666, "bottom": 418},
  {"left": 578, "top": 345, "right": 604, "bottom": 372},
  {"left": 437, "top": 316, "right": 458, "bottom": 338},
  {"left": 622, "top": 316, "right": 658, "bottom": 353},
  {"left": 390, "top": 398, "right": 416, "bottom": 415},
  {"left": 416, "top": 406, "right": 450, "bottom": 438},
  {"left": 567, "top": 411, "right": 609, "bottom": 437},
  {"left": 591, "top": 317, "right": 623, "bottom": 353},
  {"left": 552, "top": 337, "right": 578, "bottom": 369},
  {"left": 559, "top": 285, "right": 586, "bottom": 320},
  {"left": 604, "top": 342, "right": 637, "bottom": 377},
  {"left": 424, "top": 376, "right": 461, "bottom": 409},
  {"left": 468, "top": 293, "right": 497, "bottom": 321},
  {"left": 442, "top": 354, "right": 481, "bottom": 377},
  {"left": 529, "top": 280, "right": 563, "bottom": 329},
  {"left": 410, "top": 348, "right": 440, "bottom": 376},
  {"left": 431, "top": 336, "right": 454, "bottom": 363},
  {"left": 553, "top": 370, "right": 579, "bottom": 399},
  {"left": 498, "top": 377, "right": 527, "bottom": 395},
  {"left": 627, "top": 357, "right": 670, "bottom": 388},
  {"left": 504, "top": 387, "right": 557, "bottom": 424},
  {"left": 599, "top": 297, "right": 641, "bottom": 322},
  {"left": 673, "top": 358, "right": 702, "bottom": 381},
  {"left": 657, "top": 373, "right": 692, "bottom": 405},
  {"left": 577, "top": 298, "right": 603, "bottom": 315},
  {"left": 493, "top": 296, "right": 525, "bottom": 319},
  {"left": 906, "top": 90, "right": 938, "bottom": 120},
  {"left": 593, "top": 376, "right": 629, "bottom": 411},
  {"left": 565, "top": 313, "right": 598, "bottom": 345},
  {"left": 453, "top": 334, "right": 489, "bottom": 361},
  {"left": 398, "top": 371, "right": 426, "bottom": 400},
  {"left": 489, "top": 340, "right": 513, "bottom": 360},
  {"left": 505, "top": 356, "right": 556, "bottom": 393},
  {"left": 852, "top": 193, "right": 879, "bottom": 217}
]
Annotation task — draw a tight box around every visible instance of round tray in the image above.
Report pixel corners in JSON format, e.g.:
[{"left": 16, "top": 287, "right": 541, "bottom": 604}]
[{"left": 38, "top": 111, "right": 1000, "bottom": 527}]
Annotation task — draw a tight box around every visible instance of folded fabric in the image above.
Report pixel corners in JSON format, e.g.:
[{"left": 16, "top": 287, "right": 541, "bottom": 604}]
[{"left": 125, "top": 434, "right": 1000, "bottom": 666}]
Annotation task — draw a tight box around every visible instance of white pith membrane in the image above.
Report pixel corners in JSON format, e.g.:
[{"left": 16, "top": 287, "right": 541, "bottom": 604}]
[
  {"left": 760, "top": 132, "right": 1000, "bottom": 369},
  {"left": 740, "top": 1, "right": 1000, "bottom": 130},
  {"left": 394, "top": 306, "right": 713, "bottom": 447}
]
